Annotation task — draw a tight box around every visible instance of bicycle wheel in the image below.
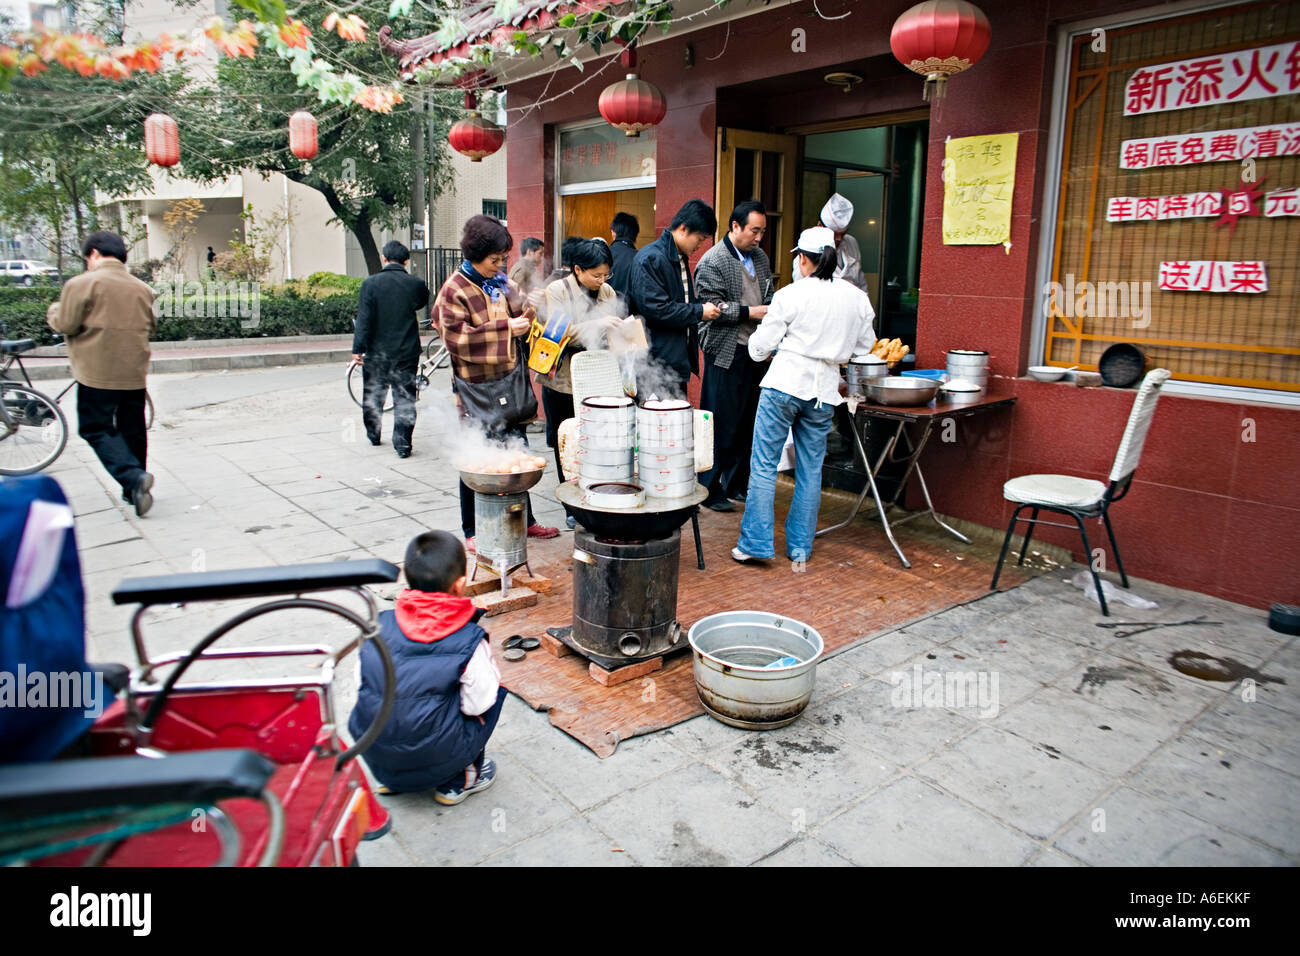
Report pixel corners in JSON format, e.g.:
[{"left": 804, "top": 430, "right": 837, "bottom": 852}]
[
  {"left": 425, "top": 337, "right": 451, "bottom": 370},
  {"left": 0, "top": 383, "right": 69, "bottom": 475},
  {"left": 347, "top": 361, "right": 393, "bottom": 413}
]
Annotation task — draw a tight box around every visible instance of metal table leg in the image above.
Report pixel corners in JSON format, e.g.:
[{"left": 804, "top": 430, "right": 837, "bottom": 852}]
[
  {"left": 880, "top": 421, "right": 972, "bottom": 545},
  {"left": 816, "top": 411, "right": 912, "bottom": 568}
]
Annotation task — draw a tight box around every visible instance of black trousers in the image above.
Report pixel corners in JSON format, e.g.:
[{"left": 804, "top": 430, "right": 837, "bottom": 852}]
[
  {"left": 362, "top": 355, "right": 418, "bottom": 453},
  {"left": 77, "top": 384, "right": 147, "bottom": 496},
  {"left": 459, "top": 423, "right": 536, "bottom": 538},
  {"left": 540, "top": 385, "right": 573, "bottom": 477},
  {"left": 699, "top": 351, "right": 764, "bottom": 500}
]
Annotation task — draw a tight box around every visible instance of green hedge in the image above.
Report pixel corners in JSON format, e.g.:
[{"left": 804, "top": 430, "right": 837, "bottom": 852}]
[{"left": 0, "top": 290, "right": 356, "bottom": 345}]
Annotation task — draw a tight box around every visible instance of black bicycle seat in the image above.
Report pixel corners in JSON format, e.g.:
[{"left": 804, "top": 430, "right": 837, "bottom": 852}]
[
  {"left": 111, "top": 558, "right": 399, "bottom": 606},
  {"left": 0, "top": 338, "right": 36, "bottom": 355}
]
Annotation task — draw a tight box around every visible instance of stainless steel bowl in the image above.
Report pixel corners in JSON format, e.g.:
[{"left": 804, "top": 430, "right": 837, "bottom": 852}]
[
  {"left": 458, "top": 467, "right": 545, "bottom": 495},
  {"left": 865, "top": 376, "right": 940, "bottom": 406},
  {"left": 688, "top": 611, "right": 824, "bottom": 730}
]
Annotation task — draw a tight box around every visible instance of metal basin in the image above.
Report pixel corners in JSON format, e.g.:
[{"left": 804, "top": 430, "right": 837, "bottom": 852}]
[
  {"left": 688, "top": 611, "right": 824, "bottom": 730},
  {"left": 459, "top": 467, "right": 545, "bottom": 495},
  {"left": 865, "top": 376, "right": 939, "bottom": 406}
]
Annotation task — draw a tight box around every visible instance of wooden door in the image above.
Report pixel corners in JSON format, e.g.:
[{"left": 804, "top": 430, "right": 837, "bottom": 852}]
[{"left": 715, "top": 128, "right": 800, "bottom": 288}]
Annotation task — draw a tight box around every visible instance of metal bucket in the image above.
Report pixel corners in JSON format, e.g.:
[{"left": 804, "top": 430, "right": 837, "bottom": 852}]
[
  {"left": 946, "top": 349, "right": 989, "bottom": 388},
  {"left": 689, "top": 611, "right": 824, "bottom": 730},
  {"left": 847, "top": 356, "right": 888, "bottom": 395}
]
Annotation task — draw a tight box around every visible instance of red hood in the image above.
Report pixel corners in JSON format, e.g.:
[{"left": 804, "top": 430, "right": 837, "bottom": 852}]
[{"left": 395, "top": 590, "right": 476, "bottom": 642}]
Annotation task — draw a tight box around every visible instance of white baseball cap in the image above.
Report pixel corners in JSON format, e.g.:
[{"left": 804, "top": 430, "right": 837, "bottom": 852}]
[{"left": 792, "top": 226, "right": 837, "bottom": 257}]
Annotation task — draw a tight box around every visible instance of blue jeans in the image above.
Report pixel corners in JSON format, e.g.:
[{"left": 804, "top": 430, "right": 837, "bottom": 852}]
[{"left": 737, "top": 388, "right": 835, "bottom": 561}]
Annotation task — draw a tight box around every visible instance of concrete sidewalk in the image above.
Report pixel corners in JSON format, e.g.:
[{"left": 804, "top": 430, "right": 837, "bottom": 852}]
[
  {"left": 46, "top": 364, "right": 1299, "bottom": 867},
  {"left": 19, "top": 334, "right": 356, "bottom": 381}
]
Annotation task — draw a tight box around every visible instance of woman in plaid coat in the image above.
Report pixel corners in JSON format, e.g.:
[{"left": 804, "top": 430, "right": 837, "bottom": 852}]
[{"left": 434, "top": 215, "right": 559, "bottom": 550}]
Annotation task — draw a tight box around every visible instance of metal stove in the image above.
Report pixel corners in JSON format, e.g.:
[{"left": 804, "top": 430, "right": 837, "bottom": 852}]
[
  {"left": 554, "top": 479, "right": 706, "bottom": 669},
  {"left": 460, "top": 468, "right": 544, "bottom": 596}
]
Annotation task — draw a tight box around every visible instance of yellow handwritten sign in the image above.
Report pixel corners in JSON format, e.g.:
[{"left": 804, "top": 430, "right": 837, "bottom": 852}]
[{"left": 943, "top": 133, "right": 1018, "bottom": 245}]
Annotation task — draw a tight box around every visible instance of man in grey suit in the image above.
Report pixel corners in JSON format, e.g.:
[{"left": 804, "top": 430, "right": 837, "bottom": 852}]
[{"left": 694, "top": 200, "right": 773, "bottom": 511}]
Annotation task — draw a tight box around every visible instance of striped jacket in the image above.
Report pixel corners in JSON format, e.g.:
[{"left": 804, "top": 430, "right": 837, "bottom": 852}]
[
  {"left": 434, "top": 270, "right": 531, "bottom": 384},
  {"left": 694, "top": 235, "right": 773, "bottom": 370}
]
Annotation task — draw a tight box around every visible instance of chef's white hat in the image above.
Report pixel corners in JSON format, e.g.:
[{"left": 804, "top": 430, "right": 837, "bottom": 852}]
[{"left": 820, "top": 193, "right": 854, "bottom": 231}]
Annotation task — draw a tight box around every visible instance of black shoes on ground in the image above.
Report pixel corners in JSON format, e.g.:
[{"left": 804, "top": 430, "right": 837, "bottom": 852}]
[{"left": 131, "top": 472, "right": 154, "bottom": 517}]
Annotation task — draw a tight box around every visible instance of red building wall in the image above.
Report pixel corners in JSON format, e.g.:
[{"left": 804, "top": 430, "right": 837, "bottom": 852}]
[{"left": 503, "top": 0, "right": 1300, "bottom": 609}]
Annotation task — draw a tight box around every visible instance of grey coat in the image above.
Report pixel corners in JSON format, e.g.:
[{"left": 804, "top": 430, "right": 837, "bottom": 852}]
[{"left": 694, "top": 235, "right": 772, "bottom": 370}]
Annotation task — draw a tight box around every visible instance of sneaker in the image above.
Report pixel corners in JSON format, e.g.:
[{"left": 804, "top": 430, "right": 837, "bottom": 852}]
[
  {"left": 731, "top": 547, "right": 762, "bottom": 564},
  {"left": 132, "top": 473, "right": 154, "bottom": 518},
  {"left": 465, "top": 537, "right": 476, "bottom": 554},
  {"left": 434, "top": 758, "right": 497, "bottom": 806},
  {"left": 527, "top": 523, "right": 559, "bottom": 539}
]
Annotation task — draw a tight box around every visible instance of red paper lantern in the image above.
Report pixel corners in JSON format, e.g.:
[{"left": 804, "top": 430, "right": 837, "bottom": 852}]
[
  {"left": 448, "top": 92, "right": 504, "bottom": 162},
  {"left": 598, "top": 46, "right": 666, "bottom": 139},
  {"left": 144, "top": 112, "right": 179, "bottom": 167},
  {"left": 289, "top": 110, "right": 318, "bottom": 160},
  {"left": 890, "top": 0, "right": 992, "bottom": 101}
]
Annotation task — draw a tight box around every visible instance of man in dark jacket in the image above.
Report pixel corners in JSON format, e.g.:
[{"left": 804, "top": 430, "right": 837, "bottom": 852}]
[
  {"left": 352, "top": 240, "right": 430, "bottom": 457},
  {"left": 627, "top": 199, "right": 720, "bottom": 399},
  {"left": 608, "top": 211, "right": 639, "bottom": 298}
]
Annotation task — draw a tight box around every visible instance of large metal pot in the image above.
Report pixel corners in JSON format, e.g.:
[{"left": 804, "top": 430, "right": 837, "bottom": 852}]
[
  {"left": 688, "top": 611, "right": 824, "bottom": 730},
  {"left": 459, "top": 467, "right": 545, "bottom": 495},
  {"left": 864, "top": 376, "right": 940, "bottom": 406}
]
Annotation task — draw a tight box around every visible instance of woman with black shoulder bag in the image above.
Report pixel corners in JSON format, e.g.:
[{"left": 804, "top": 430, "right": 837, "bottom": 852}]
[{"left": 434, "top": 214, "right": 559, "bottom": 551}]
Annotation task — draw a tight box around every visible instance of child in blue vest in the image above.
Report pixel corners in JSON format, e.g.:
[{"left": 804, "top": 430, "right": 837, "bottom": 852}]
[{"left": 349, "top": 531, "right": 507, "bottom": 805}]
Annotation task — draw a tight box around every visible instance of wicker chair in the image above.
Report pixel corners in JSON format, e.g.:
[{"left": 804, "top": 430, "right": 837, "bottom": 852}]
[{"left": 990, "top": 368, "right": 1171, "bottom": 615}]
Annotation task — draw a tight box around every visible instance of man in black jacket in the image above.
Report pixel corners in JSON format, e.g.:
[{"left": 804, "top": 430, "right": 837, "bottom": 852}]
[
  {"left": 628, "top": 199, "right": 720, "bottom": 399},
  {"left": 351, "top": 240, "right": 431, "bottom": 458},
  {"left": 608, "top": 211, "right": 639, "bottom": 299}
]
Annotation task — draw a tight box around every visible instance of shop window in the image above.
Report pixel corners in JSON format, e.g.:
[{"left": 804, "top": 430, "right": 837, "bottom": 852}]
[
  {"left": 1043, "top": 1, "right": 1299, "bottom": 393},
  {"left": 556, "top": 122, "right": 657, "bottom": 252}
]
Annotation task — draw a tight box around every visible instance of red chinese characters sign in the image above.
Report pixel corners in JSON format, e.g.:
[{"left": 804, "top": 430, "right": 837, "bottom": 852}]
[
  {"left": 1107, "top": 192, "right": 1222, "bottom": 221},
  {"left": 1119, "top": 123, "right": 1300, "bottom": 169},
  {"left": 1125, "top": 41, "right": 1300, "bottom": 115},
  {"left": 1157, "top": 261, "right": 1268, "bottom": 293}
]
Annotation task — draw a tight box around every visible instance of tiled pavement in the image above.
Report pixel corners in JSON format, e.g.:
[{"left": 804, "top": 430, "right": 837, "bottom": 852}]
[{"left": 36, "top": 365, "right": 1298, "bottom": 867}]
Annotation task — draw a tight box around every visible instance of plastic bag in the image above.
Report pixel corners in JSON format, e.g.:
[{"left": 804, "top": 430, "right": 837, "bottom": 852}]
[{"left": 1070, "top": 570, "right": 1158, "bottom": 609}]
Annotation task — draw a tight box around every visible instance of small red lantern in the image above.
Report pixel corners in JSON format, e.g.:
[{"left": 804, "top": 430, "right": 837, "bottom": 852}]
[
  {"left": 144, "top": 112, "right": 179, "bottom": 167},
  {"left": 289, "top": 110, "right": 318, "bottom": 160},
  {"left": 890, "top": 0, "right": 992, "bottom": 101},
  {"left": 598, "top": 46, "right": 666, "bottom": 138},
  {"left": 448, "top": 91, "right": 504, "bottom": 162}
]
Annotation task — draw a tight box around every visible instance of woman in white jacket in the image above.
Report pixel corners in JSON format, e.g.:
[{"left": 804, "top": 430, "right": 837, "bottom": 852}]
[{"left": 733, "top": 226, "right": 877, "bottom": 566}]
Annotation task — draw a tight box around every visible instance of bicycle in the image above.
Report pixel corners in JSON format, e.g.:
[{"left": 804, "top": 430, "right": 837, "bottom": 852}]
[
  {"left": 346, "top": 333, "right": 451, "bottom": 413},
  {"left": 0, "top": 325, "right": 155, "bottom": 429},
  {"left": 0, "top": 351, "right": 68, "bottom": 475}
]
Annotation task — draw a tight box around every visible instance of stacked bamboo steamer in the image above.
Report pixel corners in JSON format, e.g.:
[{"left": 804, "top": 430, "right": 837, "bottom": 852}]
[
  {"left": 577, "top": 397, "right": 636, "bottom": 489},
  {"left": 636, "top": 399, "right": 695, "bottom": 499}
]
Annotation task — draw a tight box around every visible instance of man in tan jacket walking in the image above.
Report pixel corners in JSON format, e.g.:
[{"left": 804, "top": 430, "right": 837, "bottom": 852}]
[{"left": 47, "top": 231, "right": 157, "bottom": 515}]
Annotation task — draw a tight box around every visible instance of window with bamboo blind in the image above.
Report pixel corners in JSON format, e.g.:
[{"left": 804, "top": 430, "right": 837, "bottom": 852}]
[{"left": 1046, "top": 1, "right": 1300, "bottom": 392}]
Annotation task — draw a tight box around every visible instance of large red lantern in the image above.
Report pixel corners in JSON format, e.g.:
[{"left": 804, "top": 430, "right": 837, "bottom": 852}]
[
  {"left": 890, "top": 0, "right": 992, "bottom": 101},
  {"left": 598, "top": 45, "right": 666, "bottom": 139},
  {"left": 289, "top": 110, "right": 318, "bottom": 160},
  {"left": 144, "top": 112, "right": 179, "bottom": 167},
  {"left": 448, "top": 91, "right": 504, "bottom": 162}
]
